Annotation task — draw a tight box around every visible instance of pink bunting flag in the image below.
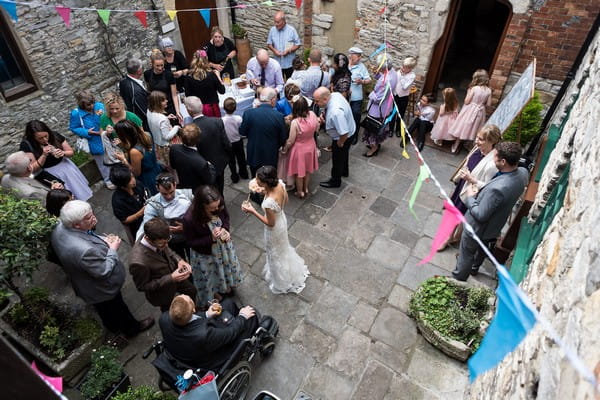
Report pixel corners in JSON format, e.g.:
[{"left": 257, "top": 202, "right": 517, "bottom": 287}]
[
  {"left": 295, "top": 0, "right": 303, "bottom": 9},
  {"left": 55, "top": 6, "right": 71, "bottom": 28},
  {"left": 134, "top": 10, "right": 147, "bottom": 27},
  {"left": 418, "top": 201, "right": 464, "bottom": 265},
  {"left": 379, "top": 6, "right": 386, "bottom": 14},
  {"left": 235, "top": 4, "right": 247, "bottom": 8},
  {"left": 31, "top": 361, "right": 63, "bottom": 393}
]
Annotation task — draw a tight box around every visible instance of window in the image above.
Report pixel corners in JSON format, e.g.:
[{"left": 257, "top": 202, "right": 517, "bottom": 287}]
[{"left": 0, "top": 10, "right": 38, "bottom": 101}]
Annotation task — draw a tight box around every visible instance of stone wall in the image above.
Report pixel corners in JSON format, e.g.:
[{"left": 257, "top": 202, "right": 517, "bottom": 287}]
[
  {"left": 468, "top": 27, "right": 600, "bottom": 400},
  {"left": 0, "top": 0, "right": 168, "bottom": 164}
]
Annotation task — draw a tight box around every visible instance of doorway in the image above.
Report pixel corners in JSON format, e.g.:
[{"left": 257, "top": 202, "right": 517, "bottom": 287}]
[
  {"left": 176, "top": 0, "right": 218, "bottom": 61},
  {"left": 423, "top": 0, "right": 511, "bottom": 100}
]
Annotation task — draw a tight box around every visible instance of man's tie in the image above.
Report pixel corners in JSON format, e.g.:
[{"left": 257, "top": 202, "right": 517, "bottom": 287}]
[{"left": 260, "top": 66, "right": 266, "bottom": 86}]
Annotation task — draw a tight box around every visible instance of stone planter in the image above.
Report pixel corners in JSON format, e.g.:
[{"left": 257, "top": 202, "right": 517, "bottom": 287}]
[
  {"left": 78, "top": 158, "right": 102, "bottom": 185},
  {"left": 413, "top": 278, "right": 495, "bottom": 362},
  {"left": 235, "top": 38, "right": 251, "bottom": 74},
  {"left": 0, "top": 296, "right": 103, "bottom": 383}
]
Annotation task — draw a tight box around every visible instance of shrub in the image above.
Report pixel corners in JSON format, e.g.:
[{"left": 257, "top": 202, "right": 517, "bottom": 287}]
[
  {"left": 503, "top": 91, "right": 543, "bottom": 146},
  {"left": 409, "top": 277, "right": 493, "bottom": 351},
  {"left": 231, "top": 23, "right": 247, "bottom": 39},
  {"left": 80, "top": 345, "right": 124, "bottom": 400},
  {"left": 112, "top": 385, "right": 177, "bottom": 400},
  {"left": 71, "top": 150, "right": 92, "bottom": 167}
]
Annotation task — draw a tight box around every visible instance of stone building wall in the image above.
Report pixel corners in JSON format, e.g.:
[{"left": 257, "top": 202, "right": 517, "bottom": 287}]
[
  {"left": 469, "top": 27, "right": 600, "bottom": 400},
  {"left": 0, "top": 0, "right": 168, "bottom": 163}
]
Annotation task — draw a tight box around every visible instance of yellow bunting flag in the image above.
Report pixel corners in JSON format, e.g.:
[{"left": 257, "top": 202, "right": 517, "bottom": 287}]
[
  {"left": 97, "top": 9, "right": 111, "bottom": 26},
  {"left": 400, "top": 119, "right": 409, "bottom": 159},
  {"left": 166, "top": 10, "right": 177, "bottom": 20}
]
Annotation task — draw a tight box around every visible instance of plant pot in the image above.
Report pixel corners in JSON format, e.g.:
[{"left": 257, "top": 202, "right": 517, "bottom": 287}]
[
  {"left": 78, "top": 158, "right": 102, "bottom": 185},
  {"left": 412, "top": 278, "right": 495, "bottom": 362},
  {"left": 0, "top": 297, "right": 103, "bottom": 383},
  {"left": 78, "top": 372, "right": 131, "bottom": 400},
  {"left": 235, "top": 38, "right": 251, "bottom": 74}
]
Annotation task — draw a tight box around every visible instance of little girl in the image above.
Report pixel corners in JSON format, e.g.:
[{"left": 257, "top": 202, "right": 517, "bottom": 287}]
[
  {"left": 430, "top": 87, "right": 459, "bottom": 146},
  {"left": 449, "top": 69, "right": 492, "bottom": 153}
]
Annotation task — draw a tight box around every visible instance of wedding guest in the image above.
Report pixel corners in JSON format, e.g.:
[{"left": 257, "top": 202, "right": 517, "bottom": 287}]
[
  {"left": 206, "top": 27, "right": 237, "bottom": 78},
  {"left": 184, "top": 49, "right": 225, "bottom": 117},
  {"left": 144, "top": 49, "right": 182, "bottom": 124},
  {"left": 267, "top": 10, "right": 301, "bottom": 79},
  {"left": 160, "top": 37, "right": 189, "bottom": 92}
]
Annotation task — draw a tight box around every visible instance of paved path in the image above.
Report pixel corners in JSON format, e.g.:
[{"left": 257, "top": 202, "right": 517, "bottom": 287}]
[{"left": 51, "top": 134, "right": 497, "bottom": 399}]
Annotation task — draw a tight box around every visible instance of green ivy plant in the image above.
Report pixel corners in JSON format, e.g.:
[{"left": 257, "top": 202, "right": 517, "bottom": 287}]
[
  {"left": 0, "top": 190, "right": 57, "bottom": 301},
  {"left": 80, "top": 345, "right": 124, "bottom": 400},
  {"left": 71, "top": 150, "right": 92, "bottom": 167},
  {"left": 112, "top": 385, "right": 177, "bottom": 400},
  {"left": 409, "top": 277, "right": 493, "bottom": 351},
  {"left": 231, "top": 23, "right": 247, "bottom": 39},
  {"left": 503, "top": 91, "right": 544, "bottom": 146}
]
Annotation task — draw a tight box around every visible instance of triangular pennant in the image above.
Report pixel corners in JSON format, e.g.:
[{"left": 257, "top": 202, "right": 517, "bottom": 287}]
[
  {"left": 263, "top": 0, "right": 273, "bottom": 6},
  {"left": 295, "top": 0, "right": 302, "bottom": 9},
  {"left": 166, "top": 10, "right": 177, "bottom": 20},
  {"left": 418, "top": 201, "right": 464, "bottom": 265},
  {"left": 409, "top": 165, "right": 429, "bottom": 219},
  {"left": 97, "top": 9, "right": 111, "bottom": 26},
  {"left": 235, "top": 4, "right": 247, "bottom": 8},
  {"left": 32, "top": 361, "right": 63, "bottom": 393},
  {"left": 369, "top": 43, "right": 387, "bottom": 59},
  {"left": 379, "top": 6, "right": 386, "bottom": 14},
  {"left": 134, "top": 10, "right": 147, "bottom": 28},
  {"left": 199, "top": 9, "right": 210, "bottom": 28},
  {"left": 55, "top": 6, "right": 71, "bottom": 28},
  {"left": 0, "top": 0, "right": 18, "bottom": 21}
]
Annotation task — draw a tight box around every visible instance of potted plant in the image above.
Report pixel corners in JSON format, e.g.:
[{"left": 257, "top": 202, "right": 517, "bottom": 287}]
[
  {"left": 71, "top": 150, "right": 102, "bottom": 185},
  {"left": 503, "top": 92, "right": 543, "bottom": 146},
  {"left": 79, "top": 345, "right": 130, "bottom": 400},
  {"left": 112, "top": 385, "right": 177, "bottom": 400},
  {"left": 408, "top": 276, "right": 494, "bottom": 361},
  {"left": 0, "top": 190, "right": 103, "bottom": 381},
  {"left": 232, "top": 23, "right": 251, "bottom": 74}
]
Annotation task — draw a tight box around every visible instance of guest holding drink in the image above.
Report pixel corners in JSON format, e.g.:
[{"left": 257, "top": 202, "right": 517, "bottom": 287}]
[
  {"left": 160, "top": 37, "right": 189, "bottom": 93},
  {"left": 206, "top": 27, "right": 237, "bottom": 79}
]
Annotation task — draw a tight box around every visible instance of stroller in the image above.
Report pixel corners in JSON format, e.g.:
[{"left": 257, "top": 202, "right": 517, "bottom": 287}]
[{"left": 143, "top": 314, "right": 279, "bottom": 400}]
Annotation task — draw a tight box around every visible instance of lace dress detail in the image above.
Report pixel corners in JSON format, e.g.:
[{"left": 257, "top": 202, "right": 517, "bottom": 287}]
[{"left": 261, "top": 187, "right": 309, "bottom": 294}]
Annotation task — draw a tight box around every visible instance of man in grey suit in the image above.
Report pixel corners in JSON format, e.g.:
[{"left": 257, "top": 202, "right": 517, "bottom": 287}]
[
  {"left": 51, "top": 200, "right": 154, "bottom": 337},
  {"left": 452, "top": 142, "right": 529, "bottom": 281}
]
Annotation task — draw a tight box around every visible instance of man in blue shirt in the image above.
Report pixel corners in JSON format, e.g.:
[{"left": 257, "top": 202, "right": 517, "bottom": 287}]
[
  {"left": 267, "top": 10, "right": 301, "bottom": 80},
  {"left": 348, "top": 47, "right": 371, "bottom": 145},
  {"left": 313, "top": 87, "right": 356, "bottom": 188}
]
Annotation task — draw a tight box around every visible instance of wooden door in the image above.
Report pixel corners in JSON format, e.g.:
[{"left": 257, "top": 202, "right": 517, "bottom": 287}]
[{"left": 176, "top": 0, "right": 218, "bottom": 61}]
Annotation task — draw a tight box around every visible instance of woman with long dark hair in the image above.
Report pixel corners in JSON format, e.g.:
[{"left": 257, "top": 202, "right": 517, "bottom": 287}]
[
  {"left": 330, "top": 53, "right": 352, "bottom": 99},
  {"left": 183, "top": 185, "right": 242, "bottom": 305},
  {"left": 114, "top": 120, "right": 161, "bottom": 194},
  {"left": 20, "top": 120, "right": 92, "bottom": 200}
]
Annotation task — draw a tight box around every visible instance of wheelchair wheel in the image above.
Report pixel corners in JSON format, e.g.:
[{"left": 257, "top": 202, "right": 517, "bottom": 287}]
[
  {"left": 260, "top": 338, "right": 276, "bottom": 358},
  {"left": 218, "top": 360, "right": 251, "bottom": 400}
]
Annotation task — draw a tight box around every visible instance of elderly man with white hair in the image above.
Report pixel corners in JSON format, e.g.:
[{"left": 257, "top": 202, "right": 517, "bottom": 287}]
[
  {"left": 1, "top": 151, "right": 63, "bottom": 205},
  {"left": 239, "top": 87, "right": 287, "bottom": 177},
  {"left": 51, "top": 200, "right": 154, "bottom": 338},
  {"left": 185, "top": 96, "right": 231, "bottom": 194},
  {"left": 246, "top": 49, "right": 285, "bottom": 94}
]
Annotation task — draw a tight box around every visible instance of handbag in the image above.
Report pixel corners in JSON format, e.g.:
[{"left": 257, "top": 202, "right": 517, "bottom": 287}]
[
  {"left": 178, "top": 372, "right": 219, "bottom": 400},
  {"left": 360, "top": 101, "right": 385, "bottom": 133},
  {"left": 75, "top": 112, "right": 91, "bottom": 153}
]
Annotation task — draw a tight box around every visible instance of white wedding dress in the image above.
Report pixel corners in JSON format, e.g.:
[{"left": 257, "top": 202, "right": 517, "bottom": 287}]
[{"left": 261, "top": 185, "right": 309, "bottom": 294}]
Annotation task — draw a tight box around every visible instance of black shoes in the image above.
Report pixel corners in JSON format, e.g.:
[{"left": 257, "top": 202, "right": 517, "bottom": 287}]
[{"left": 319, "top": 180, "right": 341, "bottom": 188}]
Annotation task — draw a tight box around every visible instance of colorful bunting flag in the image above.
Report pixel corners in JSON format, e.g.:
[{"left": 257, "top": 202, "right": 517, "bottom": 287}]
[
  {"left": 295, "top": 0, "right": 303, "bottom": 9},
  {"left": 55, "top": 6, "right": 70, "bottom": 28},
  {"left": 0, "top": 0, "right": 18, "bottom": 21},
  {"left": 379, "top": 6, "right": 386, "bottom": 14},
  {"left": 369, "top": 43, "right": 387, "bottom": 59},
  {"left": 418, "top": 201, "right": 464, "bottom": 265},
  {"left": 134, "top": 10, "right": 147, "bottom": 28},
  {"left": 399, "top": 117, "right": 409, "bottom": 159},
  {"left": 409, "top": 165, "right": 429, "bottom": 219},
  {"left": 167, "top": 10, "right": 177, "bottom": 21},
  {"left": 235, "top": 4, "right": 248, "bottom": 8},
  {"left": 32, "top": 361, "right": 63, "bottom": 393},
  {"left": 199, "top": 9, "right": 210, "bottom": 27},
  {"left": 468, "top": 265, "right": 537, "bottom": 382},
  {"left": 97, "top": 9, "right": 110, "bottom": 25},
  {"left": 384, "top": 105, "right": 396, "bottom": 125}
]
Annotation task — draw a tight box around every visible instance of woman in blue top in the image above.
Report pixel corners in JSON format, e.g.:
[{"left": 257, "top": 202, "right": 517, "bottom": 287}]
[
  {"left": 69, "top": 90, "right": 113, "bottom": 188},
  {"left": 276, "top": 81, "right": 301, "bottom": 121},
  {"left": 114, "top": 120, "right": 162, "bottom": 195}
]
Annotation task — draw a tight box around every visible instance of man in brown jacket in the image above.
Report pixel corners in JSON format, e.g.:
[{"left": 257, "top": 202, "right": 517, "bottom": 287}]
[{"left": 129, "top": 217, "right": 197, "bottom": 310}]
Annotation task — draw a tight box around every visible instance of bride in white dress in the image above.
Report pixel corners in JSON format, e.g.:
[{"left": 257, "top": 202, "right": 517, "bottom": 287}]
[{"left": 241, "top": 166, "right": 309, "bottom": 294}]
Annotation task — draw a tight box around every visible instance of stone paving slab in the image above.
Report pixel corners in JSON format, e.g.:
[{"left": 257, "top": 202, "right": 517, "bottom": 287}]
[
  {"left": 347, "top": 301, "right": 378, "bottom": 333},
  {"left": 325, "top": 327, "right": 371, "bottom": 378},
  {"left": 387, "top": 284, "right": 414, "bottom": 314},
  {"left": 397, "top": 256, "right": 448, "bottom": 291},
  {"left": 351, "top": 360, "right": 394, "bottom": 400},
  {"left": 304, "top": 284, "right": 358, "bottom": 338},
  {"left": 302, "top": 364, "right": 355, "bottom": 400},
  {"left": 290, "top": 321, "right": 337, "bottom": 363},
  {"left": 369, "top": 306, "right": 418, "bottom": 352},
  {"left": 366, "top": 235, "right": 411, "bottom": 271}
]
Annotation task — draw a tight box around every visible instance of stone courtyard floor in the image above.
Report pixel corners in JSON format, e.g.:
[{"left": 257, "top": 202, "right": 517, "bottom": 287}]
[{"left": 48, "top": 134, "right": 498, "bottom": 399}]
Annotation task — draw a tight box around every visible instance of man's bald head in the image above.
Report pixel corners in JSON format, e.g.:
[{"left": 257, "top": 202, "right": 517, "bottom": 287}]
[
  {"left": 274, "top": 11, "right": 286, "bottom": 30},
  {"left": 256, "top": 49, "right": 270, "bottom": 67}
]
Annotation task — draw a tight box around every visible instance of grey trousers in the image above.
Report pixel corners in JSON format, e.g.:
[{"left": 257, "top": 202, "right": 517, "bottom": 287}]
[{"left": 452, "top": 229, "right": 495, "bottom": 281}]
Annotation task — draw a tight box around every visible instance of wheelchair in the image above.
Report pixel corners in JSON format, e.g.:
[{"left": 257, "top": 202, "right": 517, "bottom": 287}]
[{"left": 143, "top": 315, "right": 279, "bottom": 400}]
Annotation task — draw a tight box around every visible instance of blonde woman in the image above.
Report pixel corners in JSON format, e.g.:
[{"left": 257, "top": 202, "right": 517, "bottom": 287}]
[
  {"left": 206, "top": 26, "right": 237, "bottom": 78},
  {"left": 184, "top": 49, "right": 225, "bottom": 117},
  {"left": 144, "top": 49, "right": 182, "bottom": 124},
  {"left": 99, "top": 92, "right": 142, "bottom": 167}
]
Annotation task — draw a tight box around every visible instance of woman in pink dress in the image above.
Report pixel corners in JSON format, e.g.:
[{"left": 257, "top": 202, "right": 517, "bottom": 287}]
[
  {"left": 283, "top": 96, "right": 319, "bottom": 199},
  {"left": 431, "top": 87, "right": 459, "bottom": 145},
  {"left": 450, "top": 69, "right": 492, "bottom": 153}
]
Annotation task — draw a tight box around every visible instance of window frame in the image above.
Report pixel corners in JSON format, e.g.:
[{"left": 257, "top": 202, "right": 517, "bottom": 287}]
[{"left": 0, "top": 9, "right": 39, "bottom": 102}]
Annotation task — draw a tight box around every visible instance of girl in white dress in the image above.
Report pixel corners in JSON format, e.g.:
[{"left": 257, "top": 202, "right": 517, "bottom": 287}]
[{"left": 241, "top": 166, "right": 309, "bottom": 294}]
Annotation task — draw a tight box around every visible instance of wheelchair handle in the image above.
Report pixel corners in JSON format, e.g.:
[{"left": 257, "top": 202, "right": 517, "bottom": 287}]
[{"left": 142, "top": 341, "right": 163, "bottom": 359}]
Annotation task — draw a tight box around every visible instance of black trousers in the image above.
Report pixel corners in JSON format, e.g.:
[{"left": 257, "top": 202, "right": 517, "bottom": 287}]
[
  {"left": 93, "top": 291, "right": 139, "bottom": 336},
  {"left": 330, "top": 137, "right": 352, "bottom": 184},
  {"left": 215, "top": 173, "right": 225, "bottom": 196},
  {"left": 228, "top": 140, "right": 249, "bottom": 180},
  {"left": 282, "top": 67, "right": 294, "bottom": 81},
  {"left": 408, "top": 118, "right": 433, "bottom": 151},
  {"left": 349, "top": 100, "right": 362, "bottom": 145},
  {"left": 391, "top": 95, "right": 409, "bottom": 133}
]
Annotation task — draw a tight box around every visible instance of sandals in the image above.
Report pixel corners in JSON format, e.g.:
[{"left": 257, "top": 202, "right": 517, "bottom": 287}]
[{"left": 294, "top": 191, "right": 305, "bottom": 199}]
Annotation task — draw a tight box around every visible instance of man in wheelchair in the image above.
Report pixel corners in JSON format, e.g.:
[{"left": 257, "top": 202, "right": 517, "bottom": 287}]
[{"left": 159, "top": 294, "right": 259, "bottom": 371}]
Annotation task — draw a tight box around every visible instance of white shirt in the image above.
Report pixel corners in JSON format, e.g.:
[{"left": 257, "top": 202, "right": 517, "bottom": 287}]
[
  {"left": 147, "top": 111, "right": 180, "bottom": 146},
  {"left": 395, "top": 70, "right": 415, "bottom": 97}
]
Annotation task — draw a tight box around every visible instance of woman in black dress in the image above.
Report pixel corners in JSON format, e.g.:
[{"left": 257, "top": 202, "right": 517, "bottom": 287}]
[
  {"left": 206, "top": 27, "right": 237, "bottom": 78},
  {"left": 184, "top": 49, "right": 225, "bottom": 117},
  {"left": 160, "top": 37, "right": 188, "bottom": 93},
  {"left": 144, "top": 49, "right": 182, "bottom": 124},
  {"left": 109, "top": 165, "right": 148, "bottom": 242}
]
